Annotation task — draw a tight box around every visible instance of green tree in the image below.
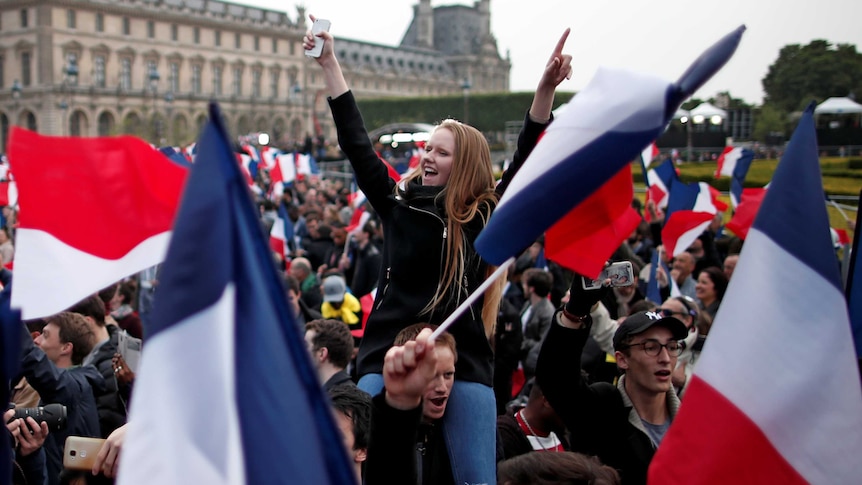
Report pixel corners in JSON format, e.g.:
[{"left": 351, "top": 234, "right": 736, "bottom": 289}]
[
  {"left": 762, "top": 40, "right": 862, "bottom": 112},
  {"left": 752, "top": 104, "right": 789, "bottom": 142}
]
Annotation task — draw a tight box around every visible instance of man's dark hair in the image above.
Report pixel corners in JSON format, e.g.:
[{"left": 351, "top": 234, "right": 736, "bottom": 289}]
[
  {"left": 284, "top": 274, "right": 300, "bottom": 295},
  {"left": 328, "top": 385, "right": 371, "bottom": 452},
  {"left": 47, "top": 312, "right": 96, "bottom": 365},
  {"left": 497, "top": 451, "right": 621, "bottom": 485},
  {"left": 97, "top": 283, "right": 119, "bottom": 311},
  {"left": 67, "top": 294, "right": 107, "bottom": 327},
  {"left": 305, "top": 319, "right": 354, "bottom": 369},
  {"left": 523, "top": 268, "right": 553, "bottom": 298}
]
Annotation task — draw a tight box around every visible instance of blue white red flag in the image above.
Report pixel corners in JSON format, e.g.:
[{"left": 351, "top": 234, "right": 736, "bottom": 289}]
[
  {"left": 725, "top": 187, "right": 767, "bottom": 239},
  {"left": 846, "top": 192, "right": 862, "bottom": 357},
  {"left": 475, "top": 26, "right": 745, "bottom": 271},
  {"left": 650, "top": 103, "right": 862, "bottom": 484},
  {"left": 645, "top": 158, "right": 678, "bottom": 218},
  {"left": 641, "top": 142, "right": 660, "bottom": 169},
  {"left": 296, "top": 152, "right": 320, "bottom": 177},
  {"left": 715, "top": 146, "right": 755, "bottom": 208},
  {"left": 118, "top": 103, "right": 356, "bottom": 485},
  {"left": 7, "top": 130, "right": 188, "bottom": 319},
  {"left": 661, "top": 180, "right": 727, "bottom": 257}
]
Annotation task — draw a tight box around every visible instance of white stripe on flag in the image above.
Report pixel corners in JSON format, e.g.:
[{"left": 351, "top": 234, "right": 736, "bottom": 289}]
[
  {"left": 119, "top": 284, "right": 245, "bottom": 485},
  {"left": 695, "top": 229, "right": 862, "bottom": 484}
]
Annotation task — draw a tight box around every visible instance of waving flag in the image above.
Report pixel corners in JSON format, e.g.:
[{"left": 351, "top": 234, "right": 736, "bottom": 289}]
[
  {"left": 296, "top": 153, "right": 320, "bottom": 177},
  {"left": 119, "top": 103, "right": 355, "bottom": 485},
  {"left": 716, "top": 146, "right": 755, "bottom": 208},
  {"left": 650, "top": 104, "right": 862, "bottom": 484},
  {"left": 475, "top": 26, "right": 746, "bottom": 273},
  {"left": 8, "top": 129, "right": 188, "bottom": 319},
  {"left": 645, "top": 158, "right": 678, "bottom": 216},
  {"left": 641, "top": 142, "right": 660, "bottom": 169},
  {"left": 661, "top": 180, "right": 727, "bottom": 257},
  {"left": 725, "top": 187, "right": 767, "bottom": 239},
  {"left": 848, "top": 189, "right": 862, "bottom": 357}
]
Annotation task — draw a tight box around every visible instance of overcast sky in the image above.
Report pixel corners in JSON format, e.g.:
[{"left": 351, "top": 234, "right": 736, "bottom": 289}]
[{"left": 246, "top": 0, "right": 862, "bottom": 105}]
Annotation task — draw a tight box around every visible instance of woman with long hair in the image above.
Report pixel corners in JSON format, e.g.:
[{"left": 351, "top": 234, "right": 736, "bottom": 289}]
[
  {"left": 695, "top": 266, "right": 728, "bottom": 319},
  {"left": 305, "top": 17, "right": 572, "bottom": 484}
]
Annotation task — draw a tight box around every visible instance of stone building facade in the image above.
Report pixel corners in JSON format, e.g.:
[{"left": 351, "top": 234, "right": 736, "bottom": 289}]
[{"left": 0, "top": 0, "right": 510, "bottom": 152}]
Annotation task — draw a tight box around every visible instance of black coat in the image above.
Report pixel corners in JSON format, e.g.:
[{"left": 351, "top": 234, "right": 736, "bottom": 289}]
[{"left": 330, "top": 91, "right": 548, "bottom": 386}]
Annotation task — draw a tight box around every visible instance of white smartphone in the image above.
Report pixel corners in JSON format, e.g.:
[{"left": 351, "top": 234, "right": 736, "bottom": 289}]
[
  {"left": 63, "top": 436, "right": 106, "bottom": 471},
  {"left": 582, "top": 261, "right": 635, "bottom": 290},
  {"left": 305, "top": 19, "right": 331, "bottom": 58}
]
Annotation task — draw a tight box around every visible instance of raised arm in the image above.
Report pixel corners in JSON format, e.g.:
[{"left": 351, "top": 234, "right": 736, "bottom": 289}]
[{"left": 498, "top": 29, "right": 573, "bottom": 194}]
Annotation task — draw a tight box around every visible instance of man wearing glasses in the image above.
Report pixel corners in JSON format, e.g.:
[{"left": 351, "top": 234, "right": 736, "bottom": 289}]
[{"left": 536, "top": 283, "right": 688, "bottom": 484}]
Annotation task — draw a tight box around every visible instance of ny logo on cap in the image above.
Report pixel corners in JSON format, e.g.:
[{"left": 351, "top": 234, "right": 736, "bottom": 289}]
[{"left": 645, "top": 311, "right": 663, "bottom": 321}]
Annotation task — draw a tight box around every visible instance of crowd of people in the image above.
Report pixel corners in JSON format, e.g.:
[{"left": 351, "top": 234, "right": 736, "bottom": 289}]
[{"left": 4, "top": 17, "right": 852, "bottom": 485}]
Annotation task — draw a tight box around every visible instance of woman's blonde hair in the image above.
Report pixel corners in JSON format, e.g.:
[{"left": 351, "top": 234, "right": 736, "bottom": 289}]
[{"left": 401, "top": 120, "right": 503, "bottom": 337}]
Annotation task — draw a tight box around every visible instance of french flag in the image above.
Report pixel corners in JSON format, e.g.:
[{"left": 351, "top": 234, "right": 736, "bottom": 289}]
[
  {"left": 649, "top": 104, "right": 862, "bottom": 484},
  {"left": 725, "top": 187, "right": 767, "bottom": 239},
  {"left": 848, "top": 190, "right": 862, "bottom": 357},
  {"left": 296, "top": 153, "right": 320, "bottom": 177},
  {"left": 8, "top": 129, "right": 188, "bottom": 319},
  {"left": 119, "top": 103, "right": 355, "bottom": 485},
  {"left": 269, "top": 204, "right": 290, "bottom": 261},
  {"left": 645, "top": 158, "right": 678, "bottom": 215},
  {"left": 641, "top": 142, "right": 660, "bottom": 169},
  {"left": 269, "top": 152, "right": 298, "bottom": 197},
  {"left": 476, "top": 26, "right": 746, "bottom": 275},
  {"left": 661, "top": 180, "right": 728, "bottom": 257},
  {"left": 715, "top": 146, "right": 755, "bottom": 208}
]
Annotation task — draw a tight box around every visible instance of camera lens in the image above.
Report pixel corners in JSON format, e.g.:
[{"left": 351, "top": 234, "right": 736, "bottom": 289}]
[{"left": 12, "top": 403, "right": 67, "bottom": 431}]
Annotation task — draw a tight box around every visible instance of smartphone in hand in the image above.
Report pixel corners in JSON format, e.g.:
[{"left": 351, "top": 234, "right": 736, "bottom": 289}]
[
  {"left": 582, "top": 261, "right": 635, "bottom": 290},
  {"left": 63, "top": 436, "right": 106, "bottom": 471},
  {"left": 305, "top": 19, "right": 331, "bottom": 58}
]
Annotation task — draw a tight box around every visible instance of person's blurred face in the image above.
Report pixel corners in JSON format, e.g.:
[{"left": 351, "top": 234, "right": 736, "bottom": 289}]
[
  {"left": 660, "top": 299, "right": 693, "bottom": 330},
  {"left": 422, "top": 346, "right": 455, "bottom": 421},
  {"left": 672, "top": 253, "right": 695, "bottom": 279},
  {"left": 287, "top": 289, "right": 300, "bottom": 316},
  {"left": 723, "top": 255, "right": 739, "bottom": 280},
  {"left": 108, "top": 286, "right": 123, "bottom": 312},
  {"left": 421, "top": 128, "right": 455, "bottom": 187},
  {"left": 332, "top": 228, "right": 347, "bottom": 246},
  {"left": 695, "top": 272, "right": 716, "bottom": 303},
  {"left": 36, "top": 323, "right": 66, "bottom": 364}
]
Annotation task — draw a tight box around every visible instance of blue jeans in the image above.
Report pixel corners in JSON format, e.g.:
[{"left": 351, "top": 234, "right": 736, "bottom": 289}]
[{"left": 358, "top": 374, "right": 497, "bottom": 485}]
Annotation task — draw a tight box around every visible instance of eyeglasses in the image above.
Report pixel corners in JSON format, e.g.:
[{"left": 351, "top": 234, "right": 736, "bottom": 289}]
[{"left": 625, "top": 339, "right": 684, "bottom": 357}]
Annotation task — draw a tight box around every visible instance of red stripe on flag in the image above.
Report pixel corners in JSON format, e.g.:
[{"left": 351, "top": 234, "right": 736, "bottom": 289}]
[
  {"left": 726, "top": 188, "right": 767, "bottom": 240},
  {"left": 649, "top": 377, "right": 807, "bottom": 485},
  {"left": 545, "top": 165, "right": 642, "bottom": 278},
  {"left": 9, "top": 128, "right": 188, "bottom": 260}
]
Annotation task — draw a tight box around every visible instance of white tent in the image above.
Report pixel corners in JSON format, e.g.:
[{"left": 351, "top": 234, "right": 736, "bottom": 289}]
[
  {"left": 689, "top": 102, "right": 727, "bottom": 119},
  {"left": 814, "top": 97, "right": 862, "bottom": 115}
]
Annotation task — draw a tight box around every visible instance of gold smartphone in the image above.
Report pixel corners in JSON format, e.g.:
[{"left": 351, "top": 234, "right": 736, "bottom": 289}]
[{"left": 63, "top": 436, "right": 106, "bottom": 470}]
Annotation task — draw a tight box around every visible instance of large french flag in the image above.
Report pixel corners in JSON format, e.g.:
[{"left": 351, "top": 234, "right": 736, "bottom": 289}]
[
  {"left": 645, "top": 158, "right": 678, "bottom": 215},
  {"left": 649, "top": 104, "right": 862, "bottom": 484},
  {"left": 8, "top": 130, "right": 188, "bottom": 319},
  {"left": 119, "top": 103, "right": 355, "bottom": 485},
  {"left": 847, "top": 189, "right": 862, "bottom": 357},
  {"left": 715, "top": 146, "right": 755, "bottom": 208},
  {"left": 475, "top": 26, "right": 746, "bottom": 271},
  {"left": 661, "top": 180, "right": 728, "bottom": 257},
  {"left": 0, "top": 286, "right": 21, "bottom": 484}
]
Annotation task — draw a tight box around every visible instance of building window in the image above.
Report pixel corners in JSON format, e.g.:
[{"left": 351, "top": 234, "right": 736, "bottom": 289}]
[
  {"left": 192, "top": 65, "right": 202, "bottom": 95},
  {"left": 252, "top": 70, "right": 261, "bottom": 97},
  {"left": 193, "top": 27, "right": 200, "bottom": 44},
  {"left": 290, "top": 42, "right": 295, "bottom": 56},
  {"left": 272, "top": 38, "right": 277, "bottom": 54},
  {"left": 235, "top": 33, "right": 241, "bottom": 49},
  {"left": 0, "top": 57, "right": 4, "bottom": 89},
  {"left": 270, "top": 70, "right": 279, "bottom": 98},
  {"left": 171, "top": 24, "right": 178, "bottom": 41},
  {"left": 120, "top": 58, "right": 132, "bottom": 91},
  {"left": 94, "top": 55, "right": 106, "bottom": 88},
  {"left": 215, "top": 30, "right": 221, "bottom": 47},
  {"left": 20, "top": 52, "right": 31, "bottom": 86},
  {"left": 213, "top": 66, "right": 223, "bottom": 96},
  {"left": 169, "top": 62, "right": 179, "bottom": 93},
  {"left": 67, "top": 10, "right": 76, "bottom": 29},
  {"left": 122, "top": 17, "right": 130, "bottom": 35},
  {"left": 20, "top": 9, "right": 27, "bottom": 28},
  {"left": 254, "top": 36, "right": 260, "bottom": 51},
  {"left": 96, "top": 13, "right": 104, "bottom": 32},
  {"left": 233, "top": 68, "right": 242, "bottom": 97},
  {"left": 147, "top": 21, "right": 155, "bottom": 39}
]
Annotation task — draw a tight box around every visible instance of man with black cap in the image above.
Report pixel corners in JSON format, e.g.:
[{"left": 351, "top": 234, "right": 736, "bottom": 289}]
[{"left": 535, "top": 276, "right": 688, "bottom": 484}]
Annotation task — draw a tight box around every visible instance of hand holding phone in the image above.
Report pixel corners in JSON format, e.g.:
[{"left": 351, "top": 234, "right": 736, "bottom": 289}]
[
  {"left": 582, "top": 261, "right": 635, "bottom": 290},
  {"left": 63, "top": 436, "right": 106, "bottom": 471},
  {"left": 305, "top": 18, "right": 331, "bottom": 58}
]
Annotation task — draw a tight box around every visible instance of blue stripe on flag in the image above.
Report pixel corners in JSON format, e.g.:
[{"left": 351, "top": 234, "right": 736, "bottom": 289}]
[
  {"left": 147, "top": 102, "right": 355, "bottom": 484},
  {"left": 666, "top": 179, "right": 701, "bottom": 217},
  {"left": 846, "top": 189, "right": 862, "bottom": 357},
  {"left": 0, "top": 287, "right": 21, "bottom": 484},
  {"left": 751, "top": 103, "right": 841, "bottom": 291}
]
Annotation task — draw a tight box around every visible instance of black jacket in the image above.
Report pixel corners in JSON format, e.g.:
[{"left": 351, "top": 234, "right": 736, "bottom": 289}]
[
  {"left": 536, "top": 318, "right": 679, "bottom": 485},
  {"left": 18, "top": 325, "right": 104, "bottom": 485},
  {"left": 84, "top": 325, "right": 127, "bottom": 437},
  {"left": 330, "top": 91, "right": 548, "bottom": 386}
]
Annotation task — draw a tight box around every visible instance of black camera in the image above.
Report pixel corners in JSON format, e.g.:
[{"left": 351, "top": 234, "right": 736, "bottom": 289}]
[{"left": 7, "top": 403, "right": 67, "bottom": 431}]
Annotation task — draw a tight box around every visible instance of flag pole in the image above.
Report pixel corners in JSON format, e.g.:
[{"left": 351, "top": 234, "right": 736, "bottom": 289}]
[
  {"left": 429, "top": 256, "right": 515, "bottom": 341},
  {"left": 829, "top": 198, "right": 851, "bottom": 223}
]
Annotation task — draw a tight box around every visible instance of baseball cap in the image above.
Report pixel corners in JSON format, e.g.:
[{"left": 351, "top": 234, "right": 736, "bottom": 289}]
[
  {"left": 322, "top": 275, "right": 347, "bottom": 303},
  {"left": 612, "top": 310, "right": 688, "bottom": 351}
]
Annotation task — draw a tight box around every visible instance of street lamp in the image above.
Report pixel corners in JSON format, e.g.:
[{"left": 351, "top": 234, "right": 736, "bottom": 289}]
[
  {"left": 461, "top": 77, "right": 471, "bottom": 124},
  {"left": 148, "top": 65, "right": 160, "bottom": 143},
  {"left": 59, "top": 57, "right": 79, "bottom": 135},
  {"left": 163, "top": 91, "right": 174, "bottom": 145},
  {"left": 11, "top": 80, "right": 21, "bottom": 112}
]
